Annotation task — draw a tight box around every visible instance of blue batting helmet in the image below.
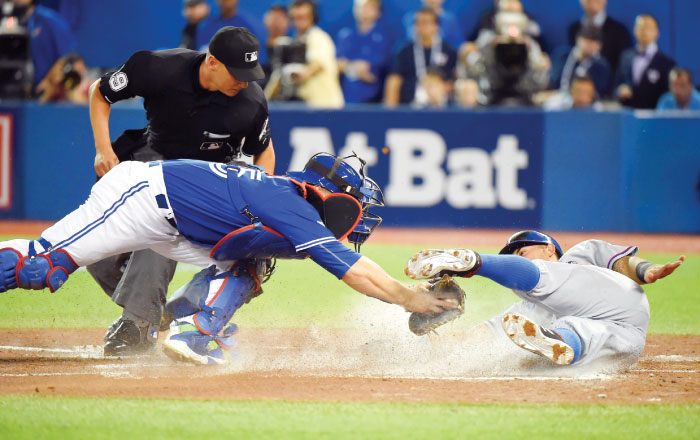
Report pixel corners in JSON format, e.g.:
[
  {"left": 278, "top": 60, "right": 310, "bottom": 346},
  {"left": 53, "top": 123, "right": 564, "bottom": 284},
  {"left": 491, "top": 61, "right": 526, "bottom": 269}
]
[
  {"left": 499, "top": 230, "right": 563, "bottom": 258},
  {"left": 287, "top": 152, "right": 385, "bottom": 251}
]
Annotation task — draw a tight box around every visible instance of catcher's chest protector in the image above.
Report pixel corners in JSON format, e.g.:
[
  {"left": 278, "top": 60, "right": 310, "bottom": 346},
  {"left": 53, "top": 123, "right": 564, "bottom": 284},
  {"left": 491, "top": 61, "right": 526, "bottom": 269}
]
[
  {"left": 301, "top": 184, "right": 362, "bottom": 241},
  {"left": 210, "top": 223, "right": 305, "bottom": 261},
  {"left": 210, "top": 181, "right": 362, "bottom": 262}
]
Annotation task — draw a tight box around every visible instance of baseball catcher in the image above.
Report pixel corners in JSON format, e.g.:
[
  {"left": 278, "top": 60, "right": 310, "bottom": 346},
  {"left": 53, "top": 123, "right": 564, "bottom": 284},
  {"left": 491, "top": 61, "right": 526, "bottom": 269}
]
[
  {"left": 0, "top": 153, "right": 457, "bottom": 365},
  {"left": 405, "top": 231, "right": 684, "bottom": 367}
]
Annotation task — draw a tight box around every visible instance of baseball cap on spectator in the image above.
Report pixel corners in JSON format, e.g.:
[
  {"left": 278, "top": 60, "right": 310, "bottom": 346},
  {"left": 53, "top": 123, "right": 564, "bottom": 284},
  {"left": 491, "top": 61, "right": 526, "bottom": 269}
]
[
  {"left": 578, "top": 25, "right": 602, "bottom": 42},
  {"left": 208, "top": 26, "right": 265, "bottom": 81},
  {"left": 184, "top": 0, "right": 206, "bottom": 6}
]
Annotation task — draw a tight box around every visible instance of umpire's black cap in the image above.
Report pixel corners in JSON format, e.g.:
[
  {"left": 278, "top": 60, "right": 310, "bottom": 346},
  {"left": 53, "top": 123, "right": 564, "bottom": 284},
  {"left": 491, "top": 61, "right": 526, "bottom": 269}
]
[{"left": 209, "top": 26, "right": 265, "bottom": 82}]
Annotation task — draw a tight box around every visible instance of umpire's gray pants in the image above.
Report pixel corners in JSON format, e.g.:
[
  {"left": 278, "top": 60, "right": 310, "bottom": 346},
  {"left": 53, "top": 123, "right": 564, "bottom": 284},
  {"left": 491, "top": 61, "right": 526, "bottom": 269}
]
[{"left": 86, "top": 144, "right": 177, "bottom": 326}]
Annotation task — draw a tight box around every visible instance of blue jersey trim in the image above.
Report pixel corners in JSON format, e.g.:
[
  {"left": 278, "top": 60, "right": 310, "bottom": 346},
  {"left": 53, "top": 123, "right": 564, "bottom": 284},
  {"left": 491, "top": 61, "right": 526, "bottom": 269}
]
[
  {"left": 53, "top": 181, "right": 149, "bottom": 249},
  {"left": 606, "top": 246, "right": 635, "bottom": 269}
]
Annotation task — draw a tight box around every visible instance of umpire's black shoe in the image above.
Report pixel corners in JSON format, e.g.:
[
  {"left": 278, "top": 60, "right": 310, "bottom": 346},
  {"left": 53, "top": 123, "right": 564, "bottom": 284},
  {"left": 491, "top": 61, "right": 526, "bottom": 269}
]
[{"left": 103, "top": 317, "right": 156, "bottom": 356}]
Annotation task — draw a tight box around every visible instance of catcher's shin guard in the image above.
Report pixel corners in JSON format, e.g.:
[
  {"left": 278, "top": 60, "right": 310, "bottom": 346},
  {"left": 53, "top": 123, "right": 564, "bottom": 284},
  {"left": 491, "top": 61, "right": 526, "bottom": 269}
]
[
  {"left": 1, "top": 240, "right": 78, "bottom": 293},
  {"left": 405, "top": 249, "right": 482, "bottom": 280},
  {"left": 0, "top": 248, "right": 22, "bottom": 293},
  {"left": 193, "top": 265, "right": 259, "bottom": 336},
  {"left": 166, "top": 262, "right": 261, "bottom": 335}
]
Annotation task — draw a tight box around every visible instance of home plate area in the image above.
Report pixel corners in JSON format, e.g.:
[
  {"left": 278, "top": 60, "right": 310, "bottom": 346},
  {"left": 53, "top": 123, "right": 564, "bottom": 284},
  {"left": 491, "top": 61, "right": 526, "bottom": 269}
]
[{"left": 0, "top": 328, "right": 698, "bottom": 404}]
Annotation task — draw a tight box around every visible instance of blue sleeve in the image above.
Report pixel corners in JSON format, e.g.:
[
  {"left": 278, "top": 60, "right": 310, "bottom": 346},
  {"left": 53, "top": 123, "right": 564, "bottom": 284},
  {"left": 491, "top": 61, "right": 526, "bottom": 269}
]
[
  {"left": 249, "top": 180, "right": 360, "bottom": 278},
  {"left": 305, "top": 240, "right": 362, "bottom": 279},
  {"left": 195, "top": 19, "right": 216, "bottom": 50},
  {"left": 440, "top": 12, "right": 463, "bottom": 49},
  {"left": 336, "top": 28, "right": 352, "bottom": 58},
  {"left": 51, "top": 14, "right": 77, "bottom": 56},
  {"left": 370, "top": 29, "right": 393, "bottom": 74},
  {"left": 236, "top": 13, "right": 264, "bottom": 43},
  {"left": 656, "top": 93, "right": 674, "bottom": 110},
  {"left": 401, "top": 11, "right": 413, "bottom": 42},
  {"left": 477, "top": 254, "right": 541, "bottom": 292}
]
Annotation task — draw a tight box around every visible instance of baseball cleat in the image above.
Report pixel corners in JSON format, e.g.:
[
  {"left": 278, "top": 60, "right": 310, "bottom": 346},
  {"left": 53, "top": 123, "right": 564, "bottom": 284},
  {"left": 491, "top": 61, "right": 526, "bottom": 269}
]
[
  {"left": 501, "top": 314, "right": 574, "bottom": 366},
  {"left": 162, "top": 321, "right": 233, "bottom": 365},
  {"left": 103, "top": 317, "right": 156, "bottom": 356},
  {"left": 404, "top": 248, "right": 482, "bottom": 279}
]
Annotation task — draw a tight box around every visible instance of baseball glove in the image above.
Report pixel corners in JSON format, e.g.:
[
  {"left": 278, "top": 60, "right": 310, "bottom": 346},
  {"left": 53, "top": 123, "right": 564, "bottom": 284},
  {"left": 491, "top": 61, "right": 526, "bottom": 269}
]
[{"left": 408, "top": 275, "right": 466, "bottom": 336}]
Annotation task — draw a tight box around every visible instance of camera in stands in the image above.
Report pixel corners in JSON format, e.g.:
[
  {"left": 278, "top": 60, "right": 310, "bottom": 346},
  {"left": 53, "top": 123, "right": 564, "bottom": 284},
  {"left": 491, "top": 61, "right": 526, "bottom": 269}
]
[
  {"left": 0, "top": 2, "right": 33, "bottom": 99},
  {"left": 268, "top": 36, "right": 307, "bottom": 101},
  {"left": 0, "top": 2, "right": 34, "bottom": 99},
  {"left": 490, "top": 11, "right": 532, "bottom": 105}
]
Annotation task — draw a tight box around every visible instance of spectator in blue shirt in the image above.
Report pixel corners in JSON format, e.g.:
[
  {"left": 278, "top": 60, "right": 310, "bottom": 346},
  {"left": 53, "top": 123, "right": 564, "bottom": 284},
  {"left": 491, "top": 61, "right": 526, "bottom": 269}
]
[
  {"left": 194, "top": 0, "right": 262, "bottom": 51},
  {"left": 9, "top": 0, "right": 76, "bottom": 90},
  {"left": 336, "top": 0, "right": 392, "bottom": 103},
  {"left": 36, "top": 0, "right": 78, "bottom": 31},
  {"left": 657, "top": 67, "right": 700, "bottom": 111},
  {"left": 384, "top": 7, "right": 457, "bottom": 107},
  {"left": 401, "top": 0, "right": 462, "bottom": 49}
]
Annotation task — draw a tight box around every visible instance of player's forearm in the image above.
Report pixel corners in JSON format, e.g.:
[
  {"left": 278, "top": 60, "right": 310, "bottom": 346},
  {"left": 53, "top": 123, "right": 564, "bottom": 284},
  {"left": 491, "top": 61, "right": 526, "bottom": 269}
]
[
  {"left": 613, "top": 255, "right": 685, "bottom": 285},
  {"left": 89, "top": 79, "right": 113, "bottom": 154},
  {"left": 254, "top": 140, "right": 276, "bottom": 174},
  {"left": 342, "top": 257, "right": 411, "bottom": 307},
  {"left": 612, "top": 256, "right": 650, "bottom": 284}
]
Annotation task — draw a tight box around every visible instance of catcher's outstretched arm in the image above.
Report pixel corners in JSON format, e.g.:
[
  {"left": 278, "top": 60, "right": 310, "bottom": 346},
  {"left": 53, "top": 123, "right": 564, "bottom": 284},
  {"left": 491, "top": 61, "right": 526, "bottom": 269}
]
[
  {"left": 612, "top": 255, "right": 685, "bottom": 285},
  {"left": 342, "top": 257, "right": 457, "bottom": 314}
]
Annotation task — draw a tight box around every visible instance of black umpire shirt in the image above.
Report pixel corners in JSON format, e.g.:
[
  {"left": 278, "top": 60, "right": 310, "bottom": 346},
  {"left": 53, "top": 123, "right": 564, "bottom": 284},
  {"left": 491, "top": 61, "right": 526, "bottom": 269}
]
[{"left": 99, "top": 49, "right": 271, "bottom": 163}]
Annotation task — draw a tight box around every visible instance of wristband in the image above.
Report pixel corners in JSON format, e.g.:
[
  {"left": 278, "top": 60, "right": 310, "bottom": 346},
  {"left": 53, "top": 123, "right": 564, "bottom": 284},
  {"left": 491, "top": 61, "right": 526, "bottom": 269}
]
[{"left": 635, "top": 261, "right": 653, "bottom": 282}]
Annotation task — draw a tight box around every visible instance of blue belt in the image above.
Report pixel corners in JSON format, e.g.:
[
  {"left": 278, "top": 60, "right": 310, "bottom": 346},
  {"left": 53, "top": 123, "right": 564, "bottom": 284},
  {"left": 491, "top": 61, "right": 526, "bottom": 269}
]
[
  {"left": 149, "top": 162, "right": 176, "bottom": 229},
  {"left": 155, "top": 193, "right": 177, "bottom": 229}
]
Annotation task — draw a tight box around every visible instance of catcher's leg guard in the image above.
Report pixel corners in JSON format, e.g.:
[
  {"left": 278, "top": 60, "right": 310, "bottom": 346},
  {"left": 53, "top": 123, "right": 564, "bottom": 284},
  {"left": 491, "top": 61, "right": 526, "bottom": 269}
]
[
  {"left": 193, "top": 267, "right": 258, "bottom": 336},
  {"left": 0, "top": 248, "right": 22, "bottom": 293},
  {"left": 1, "top": 239, "right": 78, "bottom": 293},
  {"left": 405, "top": 249, "right": 482, "bottom": 280},
  {"left": 163, "top": 262, "right": 260, "bottom": 365}
]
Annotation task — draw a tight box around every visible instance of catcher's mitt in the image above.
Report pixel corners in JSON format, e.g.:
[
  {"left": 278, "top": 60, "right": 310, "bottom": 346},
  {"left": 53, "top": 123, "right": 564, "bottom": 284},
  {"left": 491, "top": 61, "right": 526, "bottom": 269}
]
[{"left": 408, "top": 275, "right": 466, "bottom": 336}]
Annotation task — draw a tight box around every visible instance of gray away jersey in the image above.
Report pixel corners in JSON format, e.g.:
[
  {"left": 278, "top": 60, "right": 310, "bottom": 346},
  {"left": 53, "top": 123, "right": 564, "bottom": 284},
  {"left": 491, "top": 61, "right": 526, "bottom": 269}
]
[{"left": 485, "top": 240, "right": 650, "bottom": 366}]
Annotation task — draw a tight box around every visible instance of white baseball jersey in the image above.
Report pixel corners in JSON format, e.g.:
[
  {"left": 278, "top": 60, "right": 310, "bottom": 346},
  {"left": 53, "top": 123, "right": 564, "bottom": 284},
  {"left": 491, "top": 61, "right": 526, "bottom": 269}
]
[{"left": 486, "top": 240, "right": 649, "bottom": 367}]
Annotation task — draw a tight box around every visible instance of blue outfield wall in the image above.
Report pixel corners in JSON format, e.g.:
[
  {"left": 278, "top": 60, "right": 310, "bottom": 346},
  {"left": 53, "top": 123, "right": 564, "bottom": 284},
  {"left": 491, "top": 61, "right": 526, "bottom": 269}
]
[{"left": 0, "top": 102, "right": 698, "bottom": 233}]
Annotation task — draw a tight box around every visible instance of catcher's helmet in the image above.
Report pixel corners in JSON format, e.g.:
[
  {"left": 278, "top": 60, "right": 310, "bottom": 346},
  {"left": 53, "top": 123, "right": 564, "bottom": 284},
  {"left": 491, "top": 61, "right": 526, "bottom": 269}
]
[
  {"left": 287, "top": 152, "right": 385, "bottom": 251},
  {"left": 499, "top": 230, "right": 563, "bottom": 258}
]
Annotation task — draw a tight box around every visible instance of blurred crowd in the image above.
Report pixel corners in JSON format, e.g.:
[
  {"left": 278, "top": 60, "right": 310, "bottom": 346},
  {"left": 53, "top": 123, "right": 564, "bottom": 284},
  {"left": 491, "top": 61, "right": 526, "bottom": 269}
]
[{"left": 1, "top": 0, "right": 699, "bottom": 112}]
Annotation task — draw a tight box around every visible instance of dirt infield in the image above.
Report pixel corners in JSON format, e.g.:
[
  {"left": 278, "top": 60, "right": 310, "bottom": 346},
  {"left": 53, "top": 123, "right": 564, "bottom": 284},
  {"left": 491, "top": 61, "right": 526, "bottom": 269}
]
[
  {"left": 0, "top": 329, "right": 698, "bottom": 404},
  {"left": 1, "top": 222, "right": 698, "bottom": 404}
]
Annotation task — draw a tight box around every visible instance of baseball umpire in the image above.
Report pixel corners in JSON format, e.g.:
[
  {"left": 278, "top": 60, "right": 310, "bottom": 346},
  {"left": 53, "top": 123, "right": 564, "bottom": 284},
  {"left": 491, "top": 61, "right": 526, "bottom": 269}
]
[
  {"left": 0, "top": 153, "right": 457, "bottom": 365},
  {"left": 87, "top": 26, "right": 276, "bottom": 356},
  {"left": 406, "top": 231, "right": 684, "bottom": 368}
]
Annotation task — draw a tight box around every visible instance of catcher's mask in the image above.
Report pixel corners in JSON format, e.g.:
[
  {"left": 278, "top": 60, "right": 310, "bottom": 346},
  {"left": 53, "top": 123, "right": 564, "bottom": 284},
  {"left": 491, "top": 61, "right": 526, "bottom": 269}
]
[
  {"left": 287, "top": 152, "right": 385, "bottom": 251},
  {"left": 499, "top": 230, "right": 563, "bottom": 258}
]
